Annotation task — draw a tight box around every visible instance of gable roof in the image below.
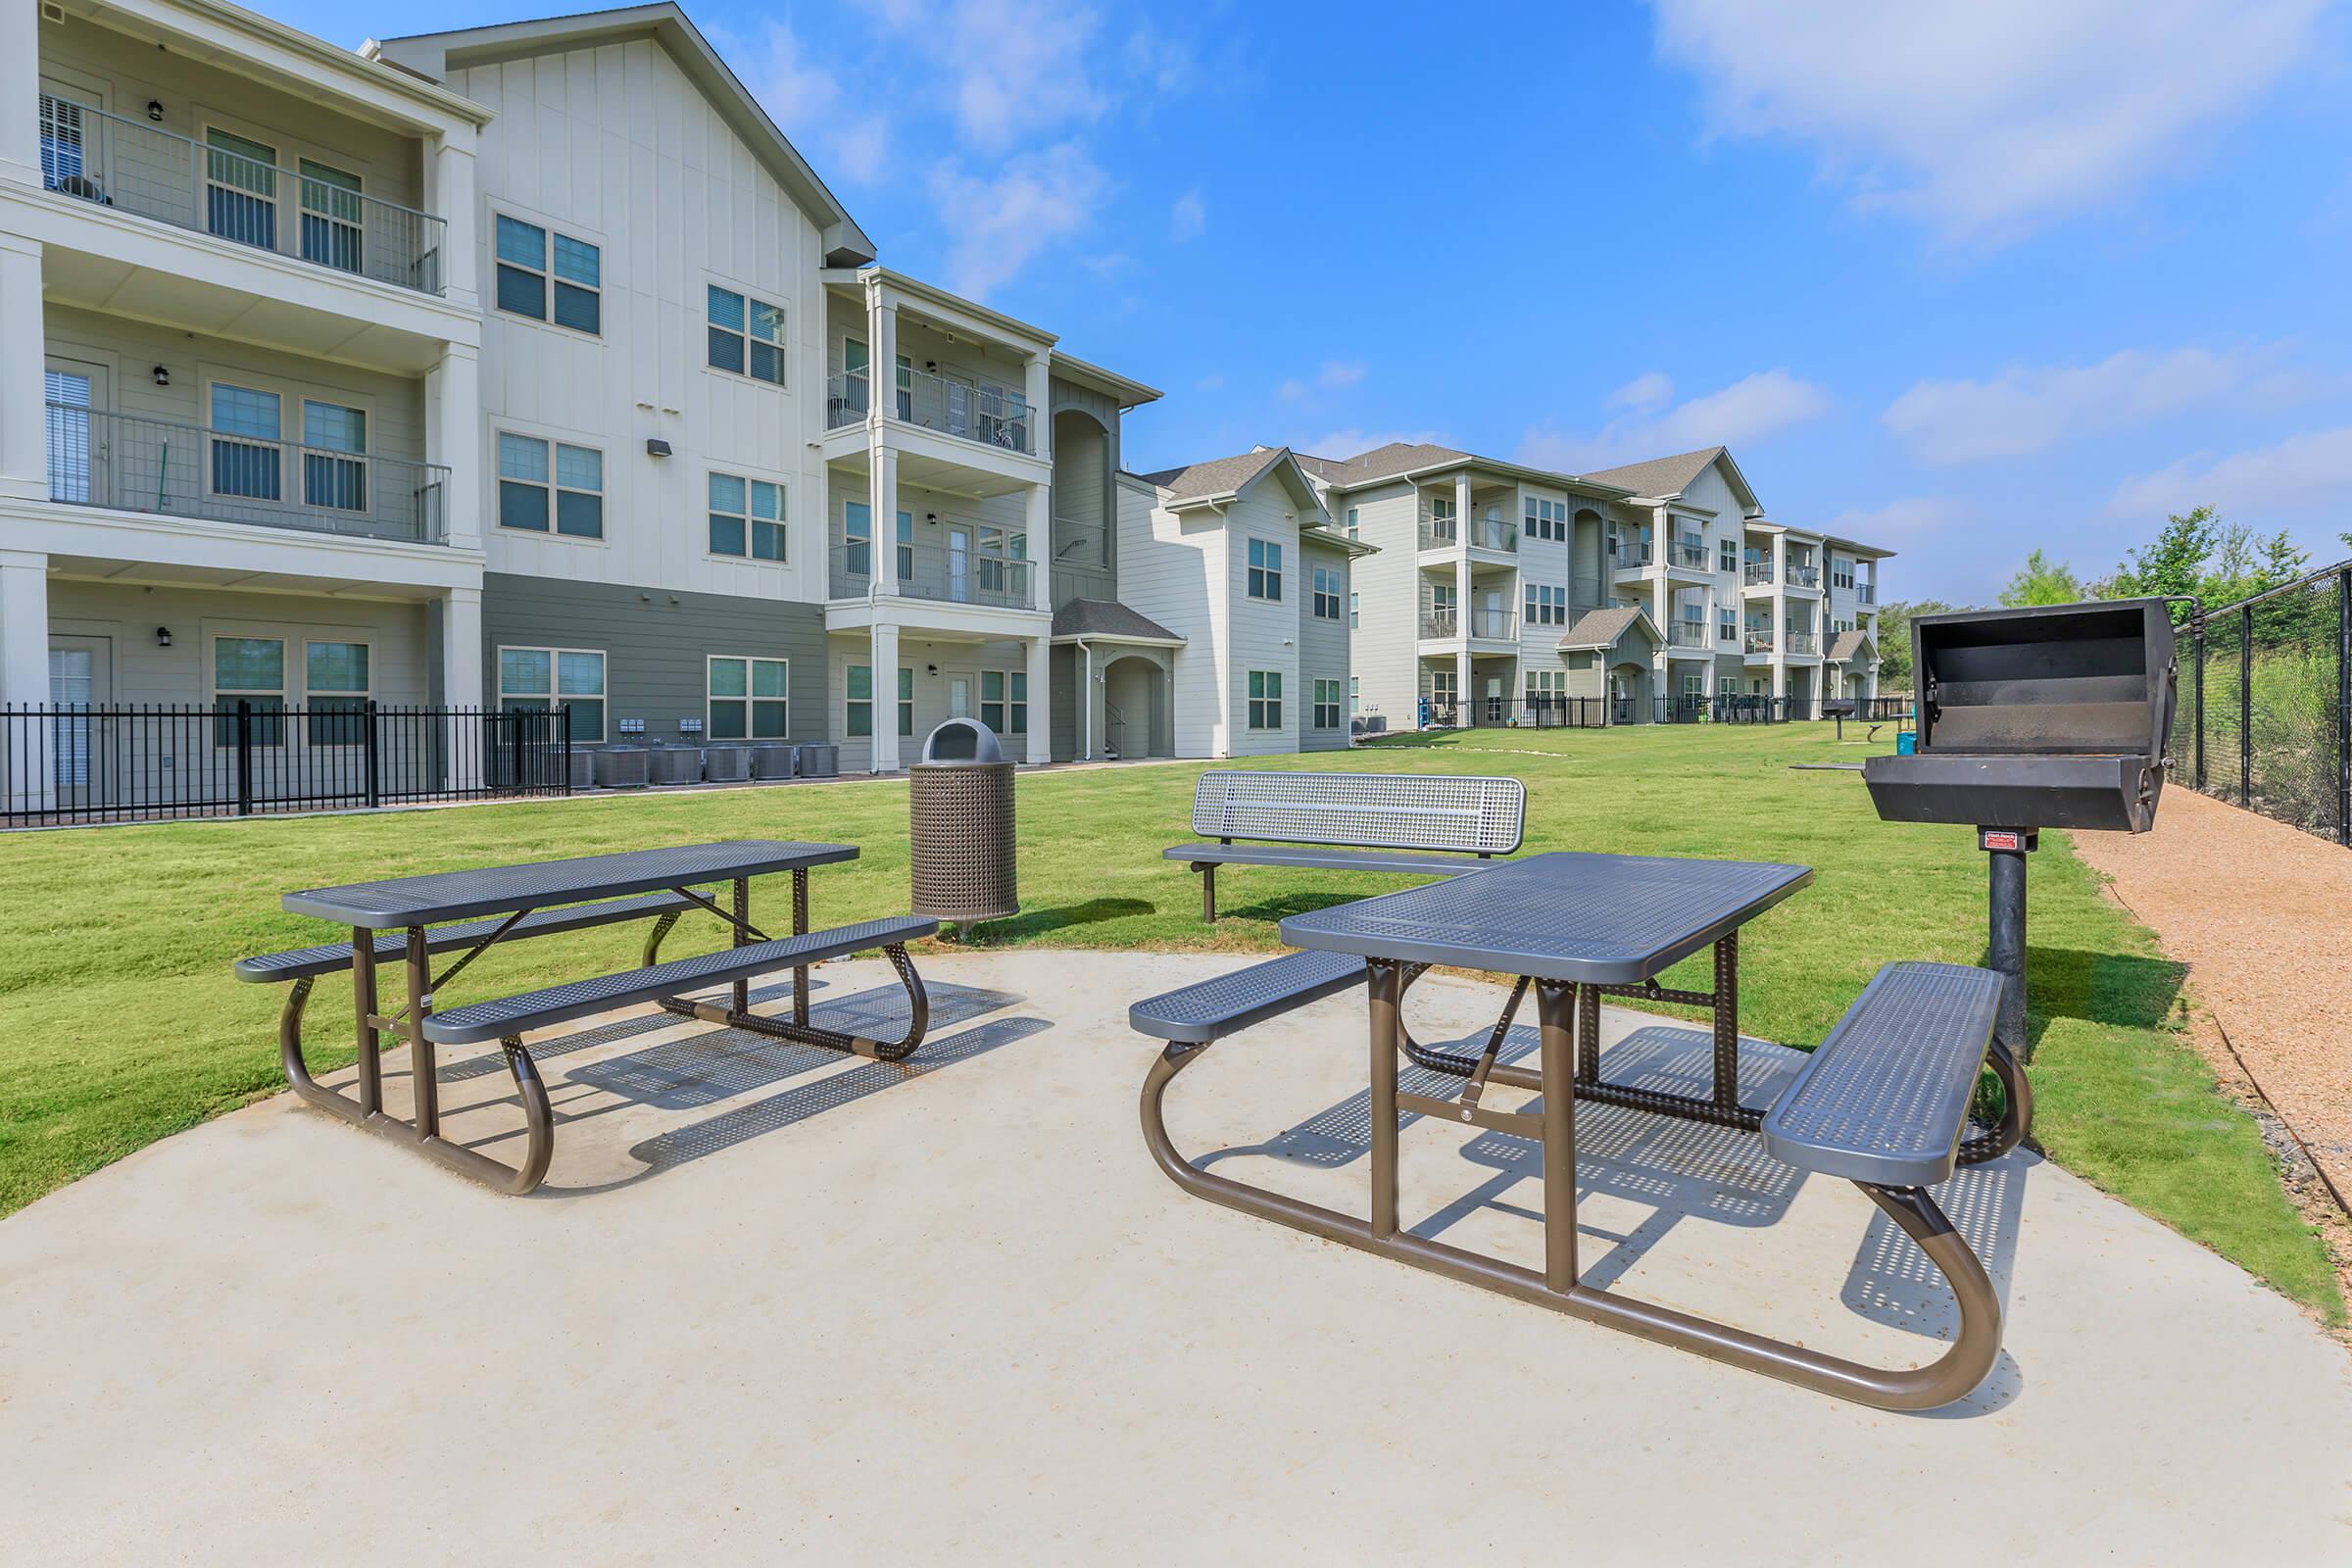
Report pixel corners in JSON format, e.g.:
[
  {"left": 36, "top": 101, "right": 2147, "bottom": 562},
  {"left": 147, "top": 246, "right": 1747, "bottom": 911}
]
[
  {"left": 1827, "top": 628, "right": 1875, "bottom": 664},
  {"left": 1138, "top": 447, "right": 1329, "bottom": 522},
  {"left": 1582, "top": 446, "right": 1762, "bottom": 514},
  {"left": 370, "top": 4, "right": 873, "bottom": 266},
  {"left": 1556, "top": 605, "right": 1661, "bottom": 654},
  {"left": 1294, "top": 440, "right": 1635, "bottom": 503},
  {"left": 1052, "top": 599, "right": 1184, "bottom": 644}
]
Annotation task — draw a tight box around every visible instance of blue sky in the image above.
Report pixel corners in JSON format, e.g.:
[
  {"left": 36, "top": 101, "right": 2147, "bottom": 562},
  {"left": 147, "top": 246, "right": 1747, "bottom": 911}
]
[{"left": 301, "top": 0, "right": 2352, "bottom": 603}]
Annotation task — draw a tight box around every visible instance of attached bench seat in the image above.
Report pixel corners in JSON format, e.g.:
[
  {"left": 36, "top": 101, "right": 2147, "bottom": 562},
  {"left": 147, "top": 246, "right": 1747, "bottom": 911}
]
[
  {"left": 1162, "top": 844, "right": 1490, "bottom": 878},
  {"left": 1129, "top": 949, "right": 1369, "bottom": 1045},
  {"left": 233, "top": 892, "right": 700, "bottom": 983},
  {"left": 1759, "top": 961, "right": 2004, "bottom": 1187},
  {"left": 420, "top": 915, "right": 937, "bottom": 1046}
]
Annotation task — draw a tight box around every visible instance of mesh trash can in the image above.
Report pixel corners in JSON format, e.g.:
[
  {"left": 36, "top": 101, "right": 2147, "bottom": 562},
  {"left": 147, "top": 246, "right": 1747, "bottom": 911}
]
[
  {"left": 703, "top": 744, "right": 752, "bottom": 783},
  {"left": 646, "top": 745, "right": 703, "bottom": 785},
  {"left": 800, "top": 743, "right": 839, "bottom": 778},
  {"left": 753, "top": 743, "right": 799, "bottom": 780},
  {"left": 908, "top": 717, "right": 1017, "bottom": 925},
  {"left": 592, "top": 747, "right": 648, "bottom": 788}
]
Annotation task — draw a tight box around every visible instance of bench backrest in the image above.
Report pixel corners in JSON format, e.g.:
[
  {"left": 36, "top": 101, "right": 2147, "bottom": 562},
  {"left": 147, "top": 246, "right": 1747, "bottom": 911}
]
[{"left": 1189, "top": 771, "right": 1526, "bottom": 856}]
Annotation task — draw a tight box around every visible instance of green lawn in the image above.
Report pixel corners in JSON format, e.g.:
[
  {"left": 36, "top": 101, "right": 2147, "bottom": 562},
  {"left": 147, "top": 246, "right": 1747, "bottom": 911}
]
[{"left": 0, "top": 721, "right": 2336, "bottom": 1318}]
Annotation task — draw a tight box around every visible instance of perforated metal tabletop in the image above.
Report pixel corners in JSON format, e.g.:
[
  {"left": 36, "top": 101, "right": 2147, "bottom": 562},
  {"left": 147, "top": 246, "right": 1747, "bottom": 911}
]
[
  {"left": 282, "top": 840, "right": 859, "bottom": 927},
  {"left": 1277, "top": 851, "right": 1811, "bottom": 983}
]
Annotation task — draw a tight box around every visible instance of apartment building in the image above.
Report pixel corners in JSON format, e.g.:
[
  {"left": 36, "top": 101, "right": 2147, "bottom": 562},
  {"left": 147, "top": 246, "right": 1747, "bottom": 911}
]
[
  {"left": 1309, "top": 442, "right": 1888, "bottom": 726},
  {"left": 1115, "top": 446, "right": 1370, "bottom": 758},
  {"left": 4, "top": 0, "right": 1325, "bottom": 811}
]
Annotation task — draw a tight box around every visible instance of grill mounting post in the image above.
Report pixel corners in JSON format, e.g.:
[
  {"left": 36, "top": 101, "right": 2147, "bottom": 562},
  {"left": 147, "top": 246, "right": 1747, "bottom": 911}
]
[{"left": 1979, "top": 827, "right": 2035, "bottom": 1061}]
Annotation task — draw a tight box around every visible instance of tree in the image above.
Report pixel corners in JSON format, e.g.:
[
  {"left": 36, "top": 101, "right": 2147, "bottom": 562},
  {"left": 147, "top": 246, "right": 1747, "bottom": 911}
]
[
  {"left": 2108, "top": 506, "right": 2219, "bottom": 604},
  {"left": 1874, "top": 598, "right": 1955, "bottom": 689},
  {"left": 1997, "top": 549, "right": 2083, "bottom": 607}
]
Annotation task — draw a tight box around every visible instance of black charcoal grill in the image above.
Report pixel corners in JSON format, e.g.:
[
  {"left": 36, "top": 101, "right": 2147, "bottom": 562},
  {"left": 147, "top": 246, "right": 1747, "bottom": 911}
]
[{"left": 1860, "top": 598, "right": 2179, "bottom": 1061}]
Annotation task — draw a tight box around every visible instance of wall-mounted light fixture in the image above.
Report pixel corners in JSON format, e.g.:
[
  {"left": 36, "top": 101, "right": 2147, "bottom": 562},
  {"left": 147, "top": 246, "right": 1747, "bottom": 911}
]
[
  {"left": 645, "top": 437, "right": 671, "bottom": 457},
  {"left": 146, "top": 100, "right": 164, "bottom": 122},
  {"left": 155, "top": 626, "right": 172, "bottom": 647},
  {"left": 151, "top": 365, "right": 170, "bottom": 386},
  {"left": 926, "top": 663, "right": 938, "bottom": 676}
]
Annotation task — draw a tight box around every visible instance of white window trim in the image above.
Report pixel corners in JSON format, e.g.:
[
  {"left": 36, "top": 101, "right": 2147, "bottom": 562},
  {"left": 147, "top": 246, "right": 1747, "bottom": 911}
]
[
  {"left": 198, "top": 368, "right": 379, "bottom": 510},
  {"left": 706, "top": 654, "right": 789, "bottom": 742},
  {"left": 1246, "top": 668, "right": 1284, "bottom": 732},
  {"left": 489, "top": 203, "right": 606, "bottom": 340},
  {"left": 1246, "top": 536, "right": 1283, "bottom": 603},
  {"left": 705, "top": 468, "right": 791, "bottom": 565},
  {"left": 497, "top": 643, "right": 608, "bottom": 744},
  {"left": 704, "top": 273, "right": 789, "bottom": 389},
  {"left": 1311, "top": 676, "right": 1343, "bottom": 730},
  {"left": 493, "top": 424, "right": 609, "bottom": 547},
  {"left": 206, "top": 630, "right": 286, "bottom": 747},
  {"left": 978, "top": 667, "right": 1030, "bottom": 734}
]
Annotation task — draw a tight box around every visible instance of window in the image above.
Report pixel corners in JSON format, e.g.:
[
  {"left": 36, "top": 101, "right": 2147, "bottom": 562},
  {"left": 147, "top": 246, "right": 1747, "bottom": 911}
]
[
  {"left": 977, "top": 526, "right": 1028, "bottom": 599},
  {"left": 205, "top": 128, "right": 277, "bottom": 250},
  {"left": 843, "top": 501, "right": 872, "bottom": 577},
  {"left": 39, "top": 93, "right": 87, "bottom": 193},
  {"left": 898, "top": 667, "right": 915, "bottom": 737},
  {"left": 1719, "top": 537, "right": 1739, "bottom": 572},
  {"left": 1312, "top": 565, "right": 1343, "bottom": 619},
  {"left": 495, "top": 215, "right": 601, "bottom": 333},
  {"left": 213, "top": 636, "right": 284, "bottom": 746},
  {"left": 1833, "top": 558, "right": 1856, "bottom": 591},
  {"left": 708, "top": 285, "right": 786, "bottom": 384},
  {"left": 1527, "top": 669, "right": 1565, "bottom": 710},
  {"left": 305, "top": 641, "right": 369, "bottom": 745},
  {"left": 846, "top": 664, "right": 874, "bottom": 738},
  {"left": 1349, "top": 675, "right": 1360, "bottom": 713},
  {"left": 497, "top": 646, "right": 606, "bottom": 742},
  {"left": 1718, "top": 606, "right": 1737, "bottom": 642},
  {"left": 1524, "top": 496, "right": 1568, "bottom": 542},
  {"left": 298, "top": 160, "right": 363, "bottom": 272},
  {"left": 897, "top": 511, "right": 915, "bottom": 581},
  {"left": 301, "top": 401, "right": 367, "bottom": 512},
  {"left": 709, "top": 472, "right": 786, "bottom": 561},
  {"left": 1349, "top": 592, "right": 1359, "bottom": 630},
  {"left": 1682, "top": 671, "right": 1705, "bottom": 699},
  {"left": 1345, "top": 507, "right": 1359, "bottom": 541},
  {"left": 980, "top": 670, "right": 1029, "bottom": 733},
  {"left": 1247, "top": 538, "right": 1282, "bottom": 601},
  {"left": 210, "top": 384, "right": 282, "bottom": 501},
  {"left": 1720, "top": 675, "right": 1739, "bottom": 699},
  {"left": 498, "top": 433, "right": 604, "bottom": 539},
  {"left": 1247, "top": 670, "right": 1283, "bottom": 730},
  {"left": 708, "top": 656, "right": 789, "bottom": 740},
  {"left": 1525, "top": 583, "right": 1567, "bottom": 626},
  {"left": 1312, "top": 678, "right": 1342, "bottom": 730}
]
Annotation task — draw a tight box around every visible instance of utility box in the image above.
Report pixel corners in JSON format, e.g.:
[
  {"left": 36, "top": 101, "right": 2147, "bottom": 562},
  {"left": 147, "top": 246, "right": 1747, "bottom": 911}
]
[{"left": 908, "top": 717, "right": 1017, "bottom": 926}]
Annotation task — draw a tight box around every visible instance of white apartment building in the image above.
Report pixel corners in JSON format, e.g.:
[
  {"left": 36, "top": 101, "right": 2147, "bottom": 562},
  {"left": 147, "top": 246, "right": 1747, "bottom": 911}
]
[
  {"left": 0, "top": 0, "right": 1357, "bottom": 817},
  {"left": 1308, "top": 442, "right": 1888, "bottom": 727}
]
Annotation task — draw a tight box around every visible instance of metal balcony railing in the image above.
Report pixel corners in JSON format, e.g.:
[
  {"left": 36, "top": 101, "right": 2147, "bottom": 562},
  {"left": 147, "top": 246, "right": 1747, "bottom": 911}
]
[
  {"left": 1613, "top": 541, "right": 1652, "bottom": 567},
  {"left": 46, "top": 403, "right": 448, "bottom": 544},
  {"left": 823, "top": 367, "right": 1034, "bottom": 455},
  {"left": 1469, "top": 519, "right": 1517, "bottom": 552},
  {"left": 1744, "top": 562, "right": 1774, "bottom": 585},
  {"left": 1466, "top": 608, "right": 1517, "bottom": 639},
  {"left": 1744, "top": 630, "right": 1776, "bottom": 655},
  {"left": 1418, "top": 519, "right": 1458, "bottom": 550},
  {"left": 1786, "top": 564, "right": 1821, "bottom": 589},
  {"left": 1420, "top": 608, "right": 1457, "bottom": 639},
  {"left": 1785, "top": 631, "right": 1821, "bottom": 657},
  {"left": 1668, "top": 620, "right": 1709, "bottom": 649},
  {"left": 1672, "top": 540, "right": 1710, "bottom": 569},
  {"left": 37, "top": 97, "right": 446, "bottom": 295},
  {"left": 828, "top": 540, "right": 1034, "bottom": 609},
  {"left": 1857, "top": 584, "right": 1877, "bottom": 605}
]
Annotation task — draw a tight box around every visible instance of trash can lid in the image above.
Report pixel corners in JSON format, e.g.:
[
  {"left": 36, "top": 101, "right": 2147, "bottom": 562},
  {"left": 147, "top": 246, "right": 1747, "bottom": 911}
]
[{"left": 918, "top": 716, "right": 1004, "bottom": 764}]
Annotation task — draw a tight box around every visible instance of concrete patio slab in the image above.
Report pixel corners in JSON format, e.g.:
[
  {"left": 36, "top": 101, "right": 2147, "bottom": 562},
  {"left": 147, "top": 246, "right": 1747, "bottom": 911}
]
[{"left": 1, "top": 950, "right": 2346, "bottom": 1564}]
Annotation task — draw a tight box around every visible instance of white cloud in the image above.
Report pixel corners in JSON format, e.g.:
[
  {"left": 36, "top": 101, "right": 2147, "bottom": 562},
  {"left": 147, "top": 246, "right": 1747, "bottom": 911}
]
[
  {"left": 1652, "top": 0, "right": 2327, "bottom": 242},
  {"left": 1822, "top": 497, "right": 1966, "bottom": 541},
  {"left": 1295, "top": 428, "right": 1448, "bottom": 461},
  {"left": 1609, "top": 371, "right": 1674, "bottom": 411},
  {"left": 1520, "top": 369, "right": 1831, "bottom": 471},
  {"left": 1318, "top": 360, "right": 1367, "bottom": 389},
  {"left": 725, "top": 21, "right": 895, "bottom": 185},
  {"left": 860, "top": 0, "right": 1112, "bottom": 149},
  {"left": 928, "top": 143, "right": 1110, "bottom": 299},
  {"left": 1885, "top": 346, "right": 2295, "bottom": 465},
  {"left": 1169, "top": 189, "right": 1205, "bottom": 242},
  {"left": 1194, "top": 374, "right": 1226, "bottom": 392},
  {"left": 2108, "top": 425, "right": 2352, "bottom": 521},
  {"left": 1124, "top": 23, "right": 1198, "bottom": 97},
  {"left": 829, "top": 114, "right": 891, "bottom": 184}
]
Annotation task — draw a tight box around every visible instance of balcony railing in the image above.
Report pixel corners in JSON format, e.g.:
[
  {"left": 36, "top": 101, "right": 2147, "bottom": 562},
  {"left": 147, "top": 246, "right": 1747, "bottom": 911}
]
[
  {"left": 1418, "top": 521, "right": 1458, "bottom": 551},
  {"left": 1672, "top": 540, "right": 1710, "bottom": 569},
  {"left": 37, "top": 97, "right": 446, "bottom": 295},
  {"left": 1420, "top": 609, "right": 1456, "bottom": 639},
  {"left": 46, "top": 403, "right": 448, "bottom": 544},
  {"left": 823, "top": 367, "right": 1034, "bottom": 455},
  {"left": 828, "top": 540, "right": 1034, "bottom": 609},
  {"left": 1785, "top": 631, "right": 1821, "bottom": 657},
  {"left": 1469, "top": 519, "right": 1517, "bottom": 552},
  {"left": 1419, "top": 608, "right": 1518, "bottom": 640},
  {"left": 1857, "top": 584, "right": 1877, "bottom": 605},
  {"left": 1786, "top": 564, "right": 1821, "bottom": 589},
  {"left": 1744, "top": 631, "right": 1775, "bottom": 655},
  {"left": 1668, "top": 620, "right": 1709, "bottom": 649},
  {"left": 1744, "top": 562, "right": 1774, "bottom": 585},
  {"left": 1613, "top": 541, "right": 1653, "bottom": 567}
]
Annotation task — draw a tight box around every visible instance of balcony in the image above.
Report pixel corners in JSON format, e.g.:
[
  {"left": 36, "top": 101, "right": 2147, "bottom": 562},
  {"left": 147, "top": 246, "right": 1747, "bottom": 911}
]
[
  {"left": 1786, "top": 631, "right": 1821, "bottom": 657},
  {"left": 46, "top": 403, "right": 448, "bottom": 544},
  {"left": 1786, "top": 564, "right": 1822, "bottom": 590},
  {"left": 1668, "top": 620, "right": 1709, "bottom": 650},
  {"left": 1744, "top": 563, "right": 1774, "bottom": 586},
  {"left": 828, "top": 541, "right": 1034, "bottom": 610},
  {"left": 1613, "top": 542, "right": 1653, "bottom": 568},
  {"left": 36, "top": 97, "right": 446, "bottom": 295},
  {"left": 1744, "top": 631, "right": 1775, "bottom": 655},
  {"left": 1857, "top": 584, "right": 1877, "bottom": 606},
  {"left": 1418, "top": 521, "right": 1458, "bottom": 551},
  {"left": 1420, "top": 608, "right": 1518, "bottom": 640},
  {"left": 823, "top": 368, "right": 1034, "bottom": 455},
  {"left": 1671, "top": 541, "right": 1710, "bottom": 570},
  {"left": 1468, "top": 519, "right": 1517, "bottom": 552}
]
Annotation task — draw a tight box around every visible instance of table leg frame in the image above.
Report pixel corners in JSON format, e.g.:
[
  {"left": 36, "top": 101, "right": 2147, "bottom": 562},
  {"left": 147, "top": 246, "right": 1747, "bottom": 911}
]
[
  {"left": 1138, "top": 961, "right": 2003, "bottom": 1412},
  {"left": 658, "top": 943, "right": 931, "bottom": 1063}
]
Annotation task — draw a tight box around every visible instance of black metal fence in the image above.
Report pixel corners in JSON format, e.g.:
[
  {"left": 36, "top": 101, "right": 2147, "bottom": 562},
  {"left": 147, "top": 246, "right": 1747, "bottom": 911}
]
[
  {"left": 1416, "top": 693, "right": 1905, "bottom": 729},
  {"left": 2, "top": 703, "right": 570, "bottom": 828},
  {"left": 2171, "top": 563, "right": 2350, "bottom": 847}
]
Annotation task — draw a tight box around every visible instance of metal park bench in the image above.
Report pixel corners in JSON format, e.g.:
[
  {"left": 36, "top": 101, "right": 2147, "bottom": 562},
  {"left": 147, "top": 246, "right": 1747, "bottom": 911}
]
[{"left": 1166, "top": 770, "right": 1525, "bottom": 922}]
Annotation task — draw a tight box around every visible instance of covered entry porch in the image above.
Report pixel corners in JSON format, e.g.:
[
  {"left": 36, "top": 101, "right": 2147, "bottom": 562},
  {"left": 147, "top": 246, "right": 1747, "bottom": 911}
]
[{"left": 1051, "top": 599, "right": 1182, "bottom": 761}]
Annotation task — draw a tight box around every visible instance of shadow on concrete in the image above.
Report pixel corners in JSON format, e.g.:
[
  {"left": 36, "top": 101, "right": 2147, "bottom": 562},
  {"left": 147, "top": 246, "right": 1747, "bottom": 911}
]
[
  {"left": 432, "top": 975, "right": 829, "bottom": 1082},
  {"left": 1219, "top": 891, "right": 1376, "bottom": 926}
]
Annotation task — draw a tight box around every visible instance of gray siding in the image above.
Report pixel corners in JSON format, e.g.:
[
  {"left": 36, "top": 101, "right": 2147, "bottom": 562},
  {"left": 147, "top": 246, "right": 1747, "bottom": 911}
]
[
  {"left": 1298, "top": 538, "right": 1351, "bottom": 751},
  {"left": 1049, "top": 379, "right": 1120, "bottom": 608},
  {"left": 479, "top": 572, "right": 827, "bottom": 744}
]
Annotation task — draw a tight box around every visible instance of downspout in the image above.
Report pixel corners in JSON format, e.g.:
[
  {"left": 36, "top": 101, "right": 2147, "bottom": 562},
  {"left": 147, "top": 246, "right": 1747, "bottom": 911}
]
[{"left": 1079, "top": 638, "right": 1093, "bottom": 760}]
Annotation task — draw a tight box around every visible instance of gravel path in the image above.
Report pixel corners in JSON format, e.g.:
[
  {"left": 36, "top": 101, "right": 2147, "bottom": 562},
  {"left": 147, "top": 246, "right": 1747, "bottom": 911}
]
[{"left": 2072, "top": 788, "right": 2352, "bottom": 1205}]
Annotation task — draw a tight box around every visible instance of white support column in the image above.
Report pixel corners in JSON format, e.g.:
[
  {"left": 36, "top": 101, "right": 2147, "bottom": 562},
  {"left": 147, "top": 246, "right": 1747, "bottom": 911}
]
[
  {"left": 0, "top": 0, "right": 38, "bottom": 192},
  {"left": 426, "top": 344, "right": 481, "bottom": 549},
  {"left": 440, "top": 585, "right": 483, "bottom": 788},
  {"left": 1026, "top": 480, "right": 1052, "bottom": 612},
  {"left": 1, "top": 549, "right": 52, "bottom": 814},
  {"left": 0, "top": 233, "right": 45, "bottom": 502},
  {"left": 868, "top": 293, "right": 899, "bottom": 419},
  {"left": 1024, "top": 633, "right": 1050, "bottom": 765},
  {"left": 1452, "top": 471, "right": 1472, "bottom": 718},
  {"left": 869, "top": 446, "right": 898, "bottom": 595},
  {"left": 422, "top": 133, "right": 479, "bottom": 310},
  {"left": 1024, "top": 352, "right": 1050, "bottom": 461},
  {"left": 869, "top": 621, "right": 901, "bottom": 772}
]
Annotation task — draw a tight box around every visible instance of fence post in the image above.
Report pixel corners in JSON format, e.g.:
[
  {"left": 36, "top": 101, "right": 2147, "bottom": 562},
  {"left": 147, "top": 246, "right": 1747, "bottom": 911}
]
[
  {"left": 2192, "top": 619, "right": 2205, "bottom": 790},
  {"left": 363, "top": 699, "right": 380, "bottom": 809},
  {"left": 509, "top": 708, "right": 524, "bottom": 792},
  {"left": 561, "top": 703, "right": 573, "bottom": 795},
  {"left": 2338, "top": 567, "right": 2349, "bottom": 848},
  {"left": 232, "top": 700, "right": 254, "bottom": 815},
  {"left": 2239, "top": 606, "right": 2253, "bottom": 808}
]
